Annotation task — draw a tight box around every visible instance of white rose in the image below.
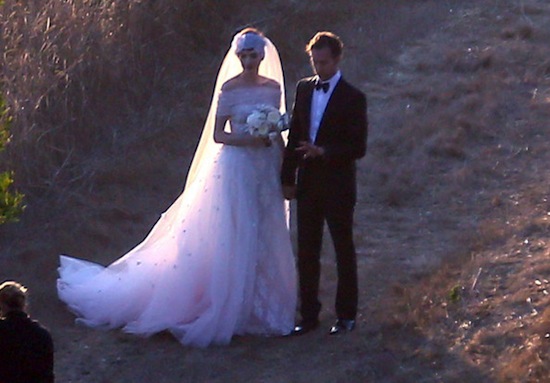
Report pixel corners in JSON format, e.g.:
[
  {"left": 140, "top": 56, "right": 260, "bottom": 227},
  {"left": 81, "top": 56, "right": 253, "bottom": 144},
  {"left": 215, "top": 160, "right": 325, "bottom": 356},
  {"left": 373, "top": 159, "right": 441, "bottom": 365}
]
[
  {"left": 247, "top": 112, "right": 263, "bottom": 128},
  {"left": 249, "top": 127, "right": 259, "bottom": 137},
  {"left": 257, "top": 122, "right": 270, "bottom": 136},
  {"left": 266, "top": 110, "right": 281, "bottom": 124}
]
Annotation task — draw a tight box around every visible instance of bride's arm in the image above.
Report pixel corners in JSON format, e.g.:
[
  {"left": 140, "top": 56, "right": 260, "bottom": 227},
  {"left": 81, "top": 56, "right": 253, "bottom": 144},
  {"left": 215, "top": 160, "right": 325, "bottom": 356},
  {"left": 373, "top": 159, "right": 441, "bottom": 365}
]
[
  {"left": 273, "top": 133, "right": 285, "bottom": 153},
  {"left": 213, "top": 116, "right": 267, "bottom": 147}
]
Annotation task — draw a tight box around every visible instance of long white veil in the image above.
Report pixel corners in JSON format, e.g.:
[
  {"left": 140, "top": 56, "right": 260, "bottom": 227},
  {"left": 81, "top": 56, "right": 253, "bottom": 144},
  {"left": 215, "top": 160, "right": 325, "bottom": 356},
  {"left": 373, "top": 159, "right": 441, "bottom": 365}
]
[
  {"left": 184, "top": 32, "right": 286, "bottom": 189},
  {"left": 57, "top": 33, "right": 296, "bottom": 345}
]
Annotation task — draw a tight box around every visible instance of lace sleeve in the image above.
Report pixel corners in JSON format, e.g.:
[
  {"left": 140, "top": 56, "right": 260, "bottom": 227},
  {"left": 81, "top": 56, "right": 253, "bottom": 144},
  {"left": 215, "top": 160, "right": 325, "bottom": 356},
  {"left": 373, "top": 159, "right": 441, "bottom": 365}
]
[{"left": 216, "top": 90, "right": 232, "bottom": 117}]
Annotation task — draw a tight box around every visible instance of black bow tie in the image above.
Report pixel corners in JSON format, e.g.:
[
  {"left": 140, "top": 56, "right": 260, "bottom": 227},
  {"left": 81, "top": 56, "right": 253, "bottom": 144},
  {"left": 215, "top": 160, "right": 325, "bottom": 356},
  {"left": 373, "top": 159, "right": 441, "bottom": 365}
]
[{"left": 314, "top": 81, "right": 330, "bottom": 93}]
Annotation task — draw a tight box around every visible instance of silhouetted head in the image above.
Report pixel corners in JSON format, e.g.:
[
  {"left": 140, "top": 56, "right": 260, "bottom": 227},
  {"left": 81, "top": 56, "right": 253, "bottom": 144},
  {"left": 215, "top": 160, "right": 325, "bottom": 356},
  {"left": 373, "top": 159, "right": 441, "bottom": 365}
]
[{"left": 0, "top": 281, "right": 27, "bottom": 315}]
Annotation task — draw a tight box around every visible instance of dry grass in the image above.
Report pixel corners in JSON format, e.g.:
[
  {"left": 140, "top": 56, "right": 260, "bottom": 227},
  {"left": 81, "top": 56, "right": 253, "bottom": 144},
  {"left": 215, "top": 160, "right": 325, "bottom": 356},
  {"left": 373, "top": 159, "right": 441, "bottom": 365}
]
[
  {"left": 2, "top": 0, "right": 550, "bottom": 382},
  {"left": 0, "top": 0, "right": 254, "bottom": 201},
  {"left": 361, "top": 1, "right": 550, "bottom": 381}
]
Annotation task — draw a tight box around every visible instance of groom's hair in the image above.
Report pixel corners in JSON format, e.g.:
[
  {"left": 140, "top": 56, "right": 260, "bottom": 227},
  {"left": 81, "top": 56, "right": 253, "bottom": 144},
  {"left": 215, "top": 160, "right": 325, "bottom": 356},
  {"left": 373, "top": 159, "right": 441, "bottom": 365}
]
[{"left": 306, "top": 31, "right": 344, "bottom": 58}]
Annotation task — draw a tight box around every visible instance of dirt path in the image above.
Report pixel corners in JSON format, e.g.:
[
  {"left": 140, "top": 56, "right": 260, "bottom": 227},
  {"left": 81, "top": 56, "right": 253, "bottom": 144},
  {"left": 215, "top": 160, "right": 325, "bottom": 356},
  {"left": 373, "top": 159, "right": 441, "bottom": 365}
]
[{"left": 2, "top": 0, "right": 550, "bottom": 382}]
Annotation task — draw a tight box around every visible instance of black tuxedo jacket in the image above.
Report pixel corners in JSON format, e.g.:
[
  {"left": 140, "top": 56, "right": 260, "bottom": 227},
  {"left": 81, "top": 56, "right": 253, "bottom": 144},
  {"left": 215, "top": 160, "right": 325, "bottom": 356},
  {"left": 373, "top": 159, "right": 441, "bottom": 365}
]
[
  {"left": 281, "top": 76, "right": 368, "bottom": 202},
  {"left": 0, "top": 311, "right": 54, "bottom": 383}
]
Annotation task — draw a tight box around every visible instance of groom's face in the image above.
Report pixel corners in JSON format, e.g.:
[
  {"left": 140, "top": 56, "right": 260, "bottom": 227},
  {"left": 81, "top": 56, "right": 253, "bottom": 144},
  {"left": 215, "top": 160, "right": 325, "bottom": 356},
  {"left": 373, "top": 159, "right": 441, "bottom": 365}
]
[{"left": 310, "top": 47, "right": 340, "bottom": 81}]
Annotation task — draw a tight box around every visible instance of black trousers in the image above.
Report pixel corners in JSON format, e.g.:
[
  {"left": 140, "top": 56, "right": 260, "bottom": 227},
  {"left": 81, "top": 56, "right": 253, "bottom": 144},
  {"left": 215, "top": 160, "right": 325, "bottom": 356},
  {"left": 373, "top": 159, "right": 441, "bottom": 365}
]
[{"left": 296, "top": 189, "right": 358, "bottom": 322}]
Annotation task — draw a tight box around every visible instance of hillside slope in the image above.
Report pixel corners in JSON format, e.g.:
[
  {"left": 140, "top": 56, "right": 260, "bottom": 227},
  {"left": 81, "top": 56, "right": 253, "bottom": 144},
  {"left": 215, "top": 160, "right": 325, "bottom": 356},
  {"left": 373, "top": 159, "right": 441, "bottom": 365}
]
[{"left": 1, "top": 0, "right": 549, "bottom": 382}]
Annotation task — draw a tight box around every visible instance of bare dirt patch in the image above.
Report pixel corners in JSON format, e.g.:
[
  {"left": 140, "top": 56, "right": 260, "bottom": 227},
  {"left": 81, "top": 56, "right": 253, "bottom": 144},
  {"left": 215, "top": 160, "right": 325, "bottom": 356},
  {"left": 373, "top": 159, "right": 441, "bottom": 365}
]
[{"left": 1, "top": 0, "right": 550, "bottom": 382}]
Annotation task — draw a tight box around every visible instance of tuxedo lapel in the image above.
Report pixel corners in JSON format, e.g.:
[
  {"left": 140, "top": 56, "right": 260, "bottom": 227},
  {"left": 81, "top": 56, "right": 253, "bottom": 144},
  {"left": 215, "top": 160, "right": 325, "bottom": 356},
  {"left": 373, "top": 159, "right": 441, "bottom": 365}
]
[
  {"left": 302, "top": 79, "right": 315, "bottom": 139},
  {"left": 314, "top": 78, "right": 347, "bottom": 144}
]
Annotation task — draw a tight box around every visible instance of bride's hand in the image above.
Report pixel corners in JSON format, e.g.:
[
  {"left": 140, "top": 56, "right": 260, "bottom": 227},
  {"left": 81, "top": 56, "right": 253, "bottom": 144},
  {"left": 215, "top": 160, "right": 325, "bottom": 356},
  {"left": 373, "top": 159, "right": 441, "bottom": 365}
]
[{"left": 249, "top": 135, "right": 271, "bottom": 147}]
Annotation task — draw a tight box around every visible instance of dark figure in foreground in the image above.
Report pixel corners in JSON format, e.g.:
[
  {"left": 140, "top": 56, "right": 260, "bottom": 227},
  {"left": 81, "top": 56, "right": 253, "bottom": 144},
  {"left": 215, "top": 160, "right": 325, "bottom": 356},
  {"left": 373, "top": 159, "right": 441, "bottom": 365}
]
[
  {"left": 0, "top": 281, "right": 54, "bottom": 383},
  {"left": 282, "top": 31, "right": 368, "bottom": 335}
]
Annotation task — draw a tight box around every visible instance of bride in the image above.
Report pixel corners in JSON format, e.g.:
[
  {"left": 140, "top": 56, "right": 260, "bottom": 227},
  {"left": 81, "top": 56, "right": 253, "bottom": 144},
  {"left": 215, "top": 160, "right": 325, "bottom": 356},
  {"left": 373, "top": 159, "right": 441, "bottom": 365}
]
[{"left": 57, "top": 28, "right": 297, "bottom": 347}]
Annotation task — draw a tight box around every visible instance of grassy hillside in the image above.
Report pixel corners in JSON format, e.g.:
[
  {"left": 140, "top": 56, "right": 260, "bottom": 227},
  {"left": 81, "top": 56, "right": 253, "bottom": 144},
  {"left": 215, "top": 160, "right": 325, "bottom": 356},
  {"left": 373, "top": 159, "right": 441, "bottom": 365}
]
[{"left": 1, "top": 0, "right": 549, "bottom": 382}]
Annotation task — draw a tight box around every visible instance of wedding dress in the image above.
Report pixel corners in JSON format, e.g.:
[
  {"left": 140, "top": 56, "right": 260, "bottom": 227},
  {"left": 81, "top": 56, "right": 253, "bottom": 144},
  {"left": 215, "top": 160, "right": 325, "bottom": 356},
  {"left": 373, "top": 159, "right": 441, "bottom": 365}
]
[{"left": 57, "top": 35, "right": 297, "bottom": 348}]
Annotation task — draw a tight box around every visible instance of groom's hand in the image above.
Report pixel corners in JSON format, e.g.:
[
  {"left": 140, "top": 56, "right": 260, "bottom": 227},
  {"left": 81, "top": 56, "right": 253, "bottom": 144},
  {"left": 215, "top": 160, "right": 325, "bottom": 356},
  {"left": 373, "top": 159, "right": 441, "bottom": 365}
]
[
  {"left": 297, "top": 141, "right": 325, "bottom": 159},
  {"left": 282, "top": 186, "right": 296, "bottom": 200}
]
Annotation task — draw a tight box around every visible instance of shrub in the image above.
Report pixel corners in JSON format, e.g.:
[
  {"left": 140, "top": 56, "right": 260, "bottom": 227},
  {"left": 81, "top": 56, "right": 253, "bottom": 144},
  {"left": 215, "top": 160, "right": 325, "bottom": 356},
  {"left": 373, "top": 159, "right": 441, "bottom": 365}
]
[
  {"left": 0, "top": 93, "right": 25, "bottom": 225},
  {"left": 0, "top": 171, "right": 25, "bottom": 224}
]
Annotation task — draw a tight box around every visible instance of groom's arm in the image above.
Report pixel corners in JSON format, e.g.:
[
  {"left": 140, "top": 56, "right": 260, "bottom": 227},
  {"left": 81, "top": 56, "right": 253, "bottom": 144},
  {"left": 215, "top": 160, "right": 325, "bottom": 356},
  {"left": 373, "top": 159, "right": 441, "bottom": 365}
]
[{"left": 281, "top": 81, "right": 306, "bottom": 187}]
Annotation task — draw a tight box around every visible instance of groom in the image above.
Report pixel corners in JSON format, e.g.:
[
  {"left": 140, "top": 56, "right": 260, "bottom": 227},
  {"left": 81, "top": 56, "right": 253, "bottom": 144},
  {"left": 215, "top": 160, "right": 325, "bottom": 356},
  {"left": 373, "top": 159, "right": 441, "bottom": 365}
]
[{"left": 282, "top": 31, "right": 367, "bottom": 335}]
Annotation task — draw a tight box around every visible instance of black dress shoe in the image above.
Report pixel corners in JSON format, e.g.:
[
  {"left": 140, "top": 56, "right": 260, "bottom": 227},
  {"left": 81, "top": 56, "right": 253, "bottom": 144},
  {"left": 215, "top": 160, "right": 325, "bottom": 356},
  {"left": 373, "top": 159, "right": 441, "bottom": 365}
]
[
  {"left": 291, "top": 320, "right": 320, "bottom": 336},
  {"left": 329, "top": 319, "right": 355, "bottom": 335}
]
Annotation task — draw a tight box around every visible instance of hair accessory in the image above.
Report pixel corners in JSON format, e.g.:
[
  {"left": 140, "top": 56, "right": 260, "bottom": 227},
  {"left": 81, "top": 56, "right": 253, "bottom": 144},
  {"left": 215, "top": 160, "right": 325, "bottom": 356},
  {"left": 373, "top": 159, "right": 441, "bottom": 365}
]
[{"left": 235, "top": 32, "right": 266, "bottom": 58}]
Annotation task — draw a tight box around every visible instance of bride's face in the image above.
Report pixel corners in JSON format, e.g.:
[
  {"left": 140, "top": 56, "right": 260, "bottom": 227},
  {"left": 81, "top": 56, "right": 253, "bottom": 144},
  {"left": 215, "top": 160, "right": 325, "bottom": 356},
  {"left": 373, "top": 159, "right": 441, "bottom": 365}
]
[{"left": 238, "top": 49, "right": 262, "bottom": 72}]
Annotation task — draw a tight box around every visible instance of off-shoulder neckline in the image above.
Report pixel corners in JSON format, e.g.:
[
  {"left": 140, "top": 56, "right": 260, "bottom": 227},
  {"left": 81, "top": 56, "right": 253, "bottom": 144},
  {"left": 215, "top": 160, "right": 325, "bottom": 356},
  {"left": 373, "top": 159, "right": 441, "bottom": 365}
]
[{"left": 221, "top": 84, "right": 280, "bottom": 93}]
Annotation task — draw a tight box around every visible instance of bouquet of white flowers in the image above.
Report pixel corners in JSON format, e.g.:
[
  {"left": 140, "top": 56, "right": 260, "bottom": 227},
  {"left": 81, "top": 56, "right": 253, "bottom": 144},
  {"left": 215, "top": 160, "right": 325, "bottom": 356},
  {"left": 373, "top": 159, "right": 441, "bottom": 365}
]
[{"left": 246, "top": 105, "right": 289, "bottom": 145}]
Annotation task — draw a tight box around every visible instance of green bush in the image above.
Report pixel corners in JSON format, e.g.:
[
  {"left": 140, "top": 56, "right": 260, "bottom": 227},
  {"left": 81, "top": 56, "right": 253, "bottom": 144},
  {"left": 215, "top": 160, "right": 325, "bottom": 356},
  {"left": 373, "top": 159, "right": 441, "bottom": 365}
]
[
  {"left": 0, "top": 93, "right": 25, "bottom": 225},
  {"left": 0, "top": 171, "right": 25, "bottom": 224}
]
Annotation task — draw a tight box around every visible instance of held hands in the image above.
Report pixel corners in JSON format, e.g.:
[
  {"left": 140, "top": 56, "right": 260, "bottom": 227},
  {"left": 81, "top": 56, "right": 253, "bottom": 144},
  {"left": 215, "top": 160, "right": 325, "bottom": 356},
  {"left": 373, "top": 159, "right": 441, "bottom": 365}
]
[
  {"left": 259, "top": 135, "right": 272, "bottom": 147},
  {"left": 248, "top": 134, "right": 272, "bottom": 147},
  {"left": 282, "top": 185, "right": 296, "bottom": 200},
  {"left": 296, "top": 141, "right": 325, "bottom": 159}
]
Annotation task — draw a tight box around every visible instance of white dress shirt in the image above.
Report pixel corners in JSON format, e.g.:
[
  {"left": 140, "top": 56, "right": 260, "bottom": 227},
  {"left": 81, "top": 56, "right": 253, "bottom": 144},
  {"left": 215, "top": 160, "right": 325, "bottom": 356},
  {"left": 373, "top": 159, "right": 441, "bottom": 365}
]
[{"left": 310, "top": 70, "right": 342, "bottom": 143}]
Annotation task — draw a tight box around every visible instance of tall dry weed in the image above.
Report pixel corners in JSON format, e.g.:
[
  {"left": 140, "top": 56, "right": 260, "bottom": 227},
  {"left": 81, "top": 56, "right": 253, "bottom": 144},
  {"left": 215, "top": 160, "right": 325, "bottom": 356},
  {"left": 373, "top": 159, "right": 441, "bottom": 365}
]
[{"left": 0, "top": 0, "right": 242, "bottom": 200}]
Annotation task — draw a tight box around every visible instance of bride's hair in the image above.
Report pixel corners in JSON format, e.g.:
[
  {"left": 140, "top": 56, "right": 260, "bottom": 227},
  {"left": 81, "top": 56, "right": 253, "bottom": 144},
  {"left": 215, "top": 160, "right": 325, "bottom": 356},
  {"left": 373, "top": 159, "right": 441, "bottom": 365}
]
[
  {"left": 234, "top": 27, "right": 266, "bottom": 58},
  {"left": 237, "top": 27, "right": 264, "bottom": 37}
]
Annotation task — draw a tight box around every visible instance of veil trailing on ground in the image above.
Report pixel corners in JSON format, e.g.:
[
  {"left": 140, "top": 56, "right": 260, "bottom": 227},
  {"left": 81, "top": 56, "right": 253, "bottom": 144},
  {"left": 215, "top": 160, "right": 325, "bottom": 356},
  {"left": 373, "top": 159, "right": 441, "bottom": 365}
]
[{"left": 184, "top": 31, "right": 286, "bottom": 189}]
